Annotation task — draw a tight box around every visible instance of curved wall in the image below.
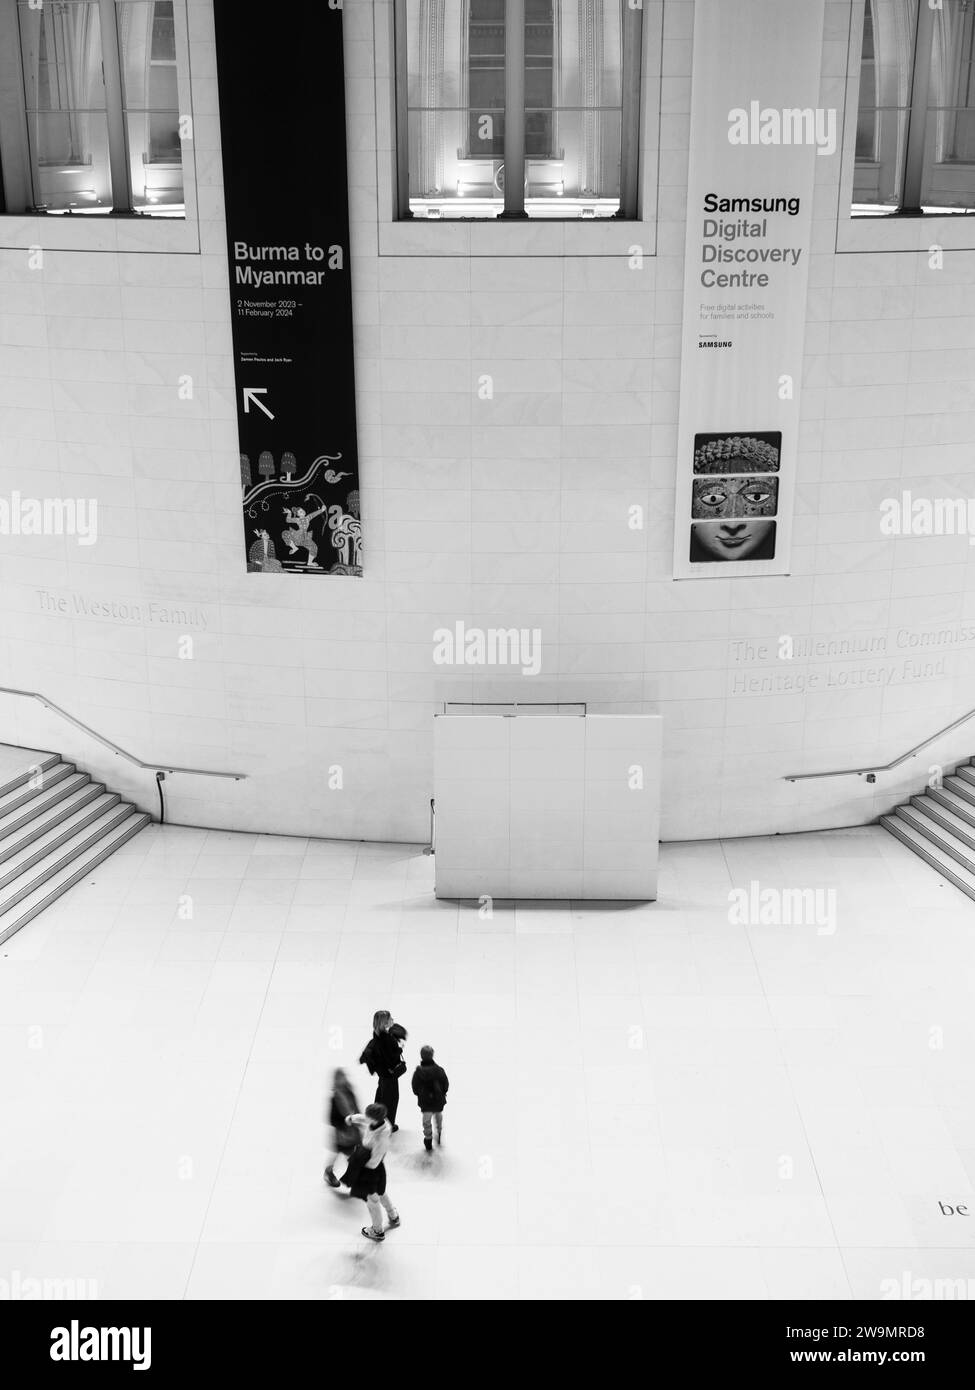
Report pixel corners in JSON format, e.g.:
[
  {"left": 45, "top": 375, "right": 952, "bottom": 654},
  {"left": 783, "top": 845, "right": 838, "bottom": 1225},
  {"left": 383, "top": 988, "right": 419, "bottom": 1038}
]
[{"left": 1, "top": 0, "right": 975, "bottom": 843}]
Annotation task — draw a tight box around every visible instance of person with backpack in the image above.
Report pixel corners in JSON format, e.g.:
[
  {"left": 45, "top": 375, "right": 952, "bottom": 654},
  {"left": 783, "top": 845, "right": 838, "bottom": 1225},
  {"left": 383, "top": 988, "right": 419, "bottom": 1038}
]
[
  {"left": 323, "top": 1067, "right": 359, "bottom": 1188},
  {"left": 359, "top": 1010, "right": 407, "bottom": 1132},
  {"left": 411, "top": 1044, "right": 449, "bottom": 1151}
]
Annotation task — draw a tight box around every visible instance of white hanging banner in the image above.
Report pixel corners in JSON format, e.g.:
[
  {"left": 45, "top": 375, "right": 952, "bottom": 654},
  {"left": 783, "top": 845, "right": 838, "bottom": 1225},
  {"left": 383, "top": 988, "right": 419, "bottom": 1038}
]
[{"left": 673, "top": 0, "right": 829, "bottom": 579}]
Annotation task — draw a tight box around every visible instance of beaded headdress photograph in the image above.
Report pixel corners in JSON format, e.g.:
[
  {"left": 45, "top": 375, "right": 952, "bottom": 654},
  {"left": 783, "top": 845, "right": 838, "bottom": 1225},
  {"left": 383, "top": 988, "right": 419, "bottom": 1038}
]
[{"left": 693, "top": 432, "right": 781, "bottom": 474}]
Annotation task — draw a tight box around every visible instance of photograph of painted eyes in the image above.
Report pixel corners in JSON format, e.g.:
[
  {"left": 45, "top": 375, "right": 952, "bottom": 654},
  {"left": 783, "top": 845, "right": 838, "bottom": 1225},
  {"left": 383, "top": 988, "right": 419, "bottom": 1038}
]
[{"left": 691, "top": 476, "right": 778, "bottom": 519}]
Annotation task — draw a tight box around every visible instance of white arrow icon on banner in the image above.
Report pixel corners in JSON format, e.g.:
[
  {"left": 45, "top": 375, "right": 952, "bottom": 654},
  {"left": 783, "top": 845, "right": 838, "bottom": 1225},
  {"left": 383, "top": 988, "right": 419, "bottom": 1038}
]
[{"left": 243, "top": 387, "right": 274, "bottom": 420}]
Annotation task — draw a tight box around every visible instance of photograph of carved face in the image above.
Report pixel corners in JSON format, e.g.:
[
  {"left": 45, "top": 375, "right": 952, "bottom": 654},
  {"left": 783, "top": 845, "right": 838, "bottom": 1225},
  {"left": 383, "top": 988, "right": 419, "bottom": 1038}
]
[
  {"left": 693, "top": 430, "right": 781, "bottom": 474},
  {"left": 690, "top": 431, "right": 780, "bottom": 561},
  {"left": 690, "top": 518, "right": 777, "bottom": 562}
]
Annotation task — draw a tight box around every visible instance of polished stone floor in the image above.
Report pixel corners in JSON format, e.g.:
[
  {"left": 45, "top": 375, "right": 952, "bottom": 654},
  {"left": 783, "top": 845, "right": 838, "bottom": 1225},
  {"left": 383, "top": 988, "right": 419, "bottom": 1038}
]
[{"left": 1, "top": 823, "right": 974, "bottom": 1300}]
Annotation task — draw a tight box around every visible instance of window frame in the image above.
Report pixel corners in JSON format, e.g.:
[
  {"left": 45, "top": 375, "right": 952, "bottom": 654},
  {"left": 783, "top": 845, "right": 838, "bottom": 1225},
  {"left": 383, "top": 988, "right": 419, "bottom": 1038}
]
[
  {"left": 0, "top": 0, "right": 198, "bottom": 252},
  {"left": 466, "top": 0, "right": 507, "bottom": 160},
  {"left": 838, "top": 0, "right": 975, "bottom": 252},
  {"left": 392, "top": 0, "right": 646, "bottom": 226}
]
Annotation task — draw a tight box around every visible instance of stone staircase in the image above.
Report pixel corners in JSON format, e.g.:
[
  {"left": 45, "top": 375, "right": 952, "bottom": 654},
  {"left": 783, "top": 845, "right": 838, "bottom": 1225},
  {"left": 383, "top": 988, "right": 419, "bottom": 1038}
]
[
  {"left": 881, "top": 761, "right": 975, "bottom": 902},
  {"left": 0, "top": 743, "right": 149, "bottom": 945}
]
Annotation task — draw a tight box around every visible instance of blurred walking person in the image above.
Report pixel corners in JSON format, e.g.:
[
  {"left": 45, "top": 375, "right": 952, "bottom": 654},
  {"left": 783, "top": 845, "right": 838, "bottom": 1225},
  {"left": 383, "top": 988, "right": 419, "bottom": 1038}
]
[{"left": 323, "top": 1067, "right": 359, "bottom": 1188}]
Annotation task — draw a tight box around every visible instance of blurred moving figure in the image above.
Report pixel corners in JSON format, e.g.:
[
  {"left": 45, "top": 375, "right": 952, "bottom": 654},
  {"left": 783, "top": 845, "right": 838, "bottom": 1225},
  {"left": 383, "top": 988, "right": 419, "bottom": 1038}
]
[{"left": 324, "top": 1067, "right": 360, "bottom": 1188}]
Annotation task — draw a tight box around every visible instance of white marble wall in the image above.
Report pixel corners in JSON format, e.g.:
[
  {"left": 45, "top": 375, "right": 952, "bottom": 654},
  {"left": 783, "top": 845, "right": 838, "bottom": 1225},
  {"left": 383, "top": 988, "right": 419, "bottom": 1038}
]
[
  {"left": 434, "top": 714, "right": 662, "bottom": 899},
  {"left": 1, "top": 0, "right": 974, "bottom": 843}
]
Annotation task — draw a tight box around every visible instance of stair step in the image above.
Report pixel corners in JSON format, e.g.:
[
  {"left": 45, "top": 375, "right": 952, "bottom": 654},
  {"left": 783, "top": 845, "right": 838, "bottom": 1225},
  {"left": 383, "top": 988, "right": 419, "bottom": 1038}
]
[
  {"left": 0, "top": 809, "right": 150, "bottom": 947},
  {"left": 943, "top": 774, "right": 975, "bottom": 809},
  {"left": 0, "top": 761, "right": 77, "bottom": 822},
  {"left": 894, "top": 803, "right": 975, "bottom": 876},
  {"left": 0, "top": 804, "right": 144, "bottom": 919},
  {"left": 955, "top": 763, "right": 975, "bottom": 791},
  {"left": 909, "top": 794, "right": 975, "bottom": 851},
  {"left": 0, "top": 781, "right": 106, "bottom": 865},
  {"left": 0, "top": 749, "right": 60, "bottom": 801},
  {"left": 931, "top": 783, "right": 975, "bottom": 826},
  {"left": 0, "top": 771, "right": 91, "bottom": 842},
  {"left": 0, "top": 792, "right": 123, "bottom": 891},
  {"left": 880, "top": 814, "right": 975, "bottom": 903}
]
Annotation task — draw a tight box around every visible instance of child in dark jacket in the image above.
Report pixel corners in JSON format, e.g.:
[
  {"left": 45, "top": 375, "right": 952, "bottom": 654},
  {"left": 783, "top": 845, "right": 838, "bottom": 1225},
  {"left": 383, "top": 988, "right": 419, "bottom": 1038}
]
[{"left": 411, "top": 1045, "right": 449, "bottom": 1151}]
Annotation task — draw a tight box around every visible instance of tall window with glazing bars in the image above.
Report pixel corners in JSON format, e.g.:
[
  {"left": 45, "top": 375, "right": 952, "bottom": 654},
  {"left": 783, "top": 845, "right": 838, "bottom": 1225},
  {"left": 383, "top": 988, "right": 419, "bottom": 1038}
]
[
  {"left": 0, "top": 0, "right": 185, "bottom": 215},
  {"left": 396, "top": 0, "right": 644, "bottom": 219},
  {"left": 855, "top": 0, "right": 975, "bottom": 213}
]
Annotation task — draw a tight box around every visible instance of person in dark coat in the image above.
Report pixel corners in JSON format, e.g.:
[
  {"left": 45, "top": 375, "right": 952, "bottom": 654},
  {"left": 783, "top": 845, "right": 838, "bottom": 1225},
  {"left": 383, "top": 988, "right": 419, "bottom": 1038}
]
[
  {"left": 340, "top": 1102, "right": 400, "bottom": 1241},
  {"left": 323, "top": 1068, "right": 359, "bottom": 1188},
  {"left": 411, "top": 1044, "right": 449, "bottom": 1151},
  {"left": 359, "top": 1010, "right": 407, "bottom": 1132}
]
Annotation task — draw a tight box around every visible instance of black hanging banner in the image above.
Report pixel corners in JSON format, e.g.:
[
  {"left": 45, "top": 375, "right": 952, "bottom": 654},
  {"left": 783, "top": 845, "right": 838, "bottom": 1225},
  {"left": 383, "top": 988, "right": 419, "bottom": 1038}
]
[{"left": 213, "top": 0, "right": 361, "bottom": 577}]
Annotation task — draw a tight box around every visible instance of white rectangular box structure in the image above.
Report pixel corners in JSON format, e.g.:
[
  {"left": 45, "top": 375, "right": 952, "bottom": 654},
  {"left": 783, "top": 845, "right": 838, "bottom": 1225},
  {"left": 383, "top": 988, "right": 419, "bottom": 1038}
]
[{"left": 433, "top": 714, "right": 662, "bottom": 900}]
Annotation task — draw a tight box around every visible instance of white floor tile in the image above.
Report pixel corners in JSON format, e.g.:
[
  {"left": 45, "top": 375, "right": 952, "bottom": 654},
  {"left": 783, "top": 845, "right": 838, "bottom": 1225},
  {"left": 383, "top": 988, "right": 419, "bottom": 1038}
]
[{"left": 1, "top": 825, "right": 972, "bottom": 1299}]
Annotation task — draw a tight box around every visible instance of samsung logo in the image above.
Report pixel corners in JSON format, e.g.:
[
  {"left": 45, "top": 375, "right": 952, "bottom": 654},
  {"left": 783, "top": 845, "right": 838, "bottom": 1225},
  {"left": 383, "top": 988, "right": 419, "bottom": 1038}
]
[{"left": 699, "top": 341, "right": 732, "bottom": 348}]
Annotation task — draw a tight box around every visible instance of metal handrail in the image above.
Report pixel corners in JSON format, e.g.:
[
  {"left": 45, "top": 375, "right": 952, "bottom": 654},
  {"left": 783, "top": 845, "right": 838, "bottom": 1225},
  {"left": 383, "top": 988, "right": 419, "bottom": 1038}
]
[
  {"left": 0, "top": 685, "right": 246, "bottom": 781},
  {"left": 783, "top": 705, "right": 975, "bottom": 782}
]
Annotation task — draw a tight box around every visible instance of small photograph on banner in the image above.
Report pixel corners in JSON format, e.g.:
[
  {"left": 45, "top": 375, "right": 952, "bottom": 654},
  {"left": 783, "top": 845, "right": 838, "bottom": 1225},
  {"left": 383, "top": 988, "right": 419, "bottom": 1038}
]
[
  {"left": 688, "top": 429, "right": 781, "bottom": 564},
  {"left": 689, "top": 520, "right": 777, "bottom": 564},
  {"left": 691, "top": 476, "right": 778, "bottom": 519},
  {"left": 692, "top": 431, "right": 781, "bottom": 474}
]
